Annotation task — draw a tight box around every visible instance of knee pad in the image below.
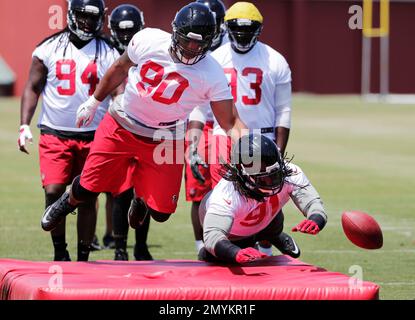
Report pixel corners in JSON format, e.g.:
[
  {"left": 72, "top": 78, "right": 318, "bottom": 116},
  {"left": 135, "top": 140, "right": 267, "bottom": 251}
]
[{"left": 71, "top": 175, "right": 99, "bottom": 203}]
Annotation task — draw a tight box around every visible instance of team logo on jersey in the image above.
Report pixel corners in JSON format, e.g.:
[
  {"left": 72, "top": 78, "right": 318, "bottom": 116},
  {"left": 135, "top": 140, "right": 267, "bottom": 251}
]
[{"left": 172, "top": 194, "right": 178, "bottom": 204}]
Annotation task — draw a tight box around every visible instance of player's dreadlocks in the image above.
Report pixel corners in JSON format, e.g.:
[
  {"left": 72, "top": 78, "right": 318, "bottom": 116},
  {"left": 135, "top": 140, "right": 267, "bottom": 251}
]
[
  {"left": 36, "top": 27, "right": 114, "bottom": 64},
  {"left": 218, "top": 154, "right": 295, "bottom": 202}
]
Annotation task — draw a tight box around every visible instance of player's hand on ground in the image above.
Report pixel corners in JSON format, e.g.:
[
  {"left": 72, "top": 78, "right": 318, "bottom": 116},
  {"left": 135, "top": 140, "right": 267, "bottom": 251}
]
[
  {"left": 292, "top": 219, "right": 320, "bottom": 235},
  {"left": 76, "top": 96, "right": 101, "bottom": 128},
  {"left": 235, "top": 247, "right": 268, "bottom": 264},
  {"left": 190, "top": 147, "right": 208, "bottom": 184},
  {"left": 18, "top": 125, "right": 33, "bottom": 154}
]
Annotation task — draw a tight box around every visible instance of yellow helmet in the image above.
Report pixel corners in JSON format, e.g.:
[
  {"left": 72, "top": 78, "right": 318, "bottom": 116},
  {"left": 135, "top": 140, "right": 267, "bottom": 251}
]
[
  {"left": 224, "top": 2, "right": 263, "bottom": 53},
  {"left": 224, "top": 2, "right": 263, "bottom": 23}
]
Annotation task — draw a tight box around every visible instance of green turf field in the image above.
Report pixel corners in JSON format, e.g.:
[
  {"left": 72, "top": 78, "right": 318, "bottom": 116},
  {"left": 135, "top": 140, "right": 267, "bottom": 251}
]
[{"left": 0, "top": 95, "right": 414, "bottom": 299}]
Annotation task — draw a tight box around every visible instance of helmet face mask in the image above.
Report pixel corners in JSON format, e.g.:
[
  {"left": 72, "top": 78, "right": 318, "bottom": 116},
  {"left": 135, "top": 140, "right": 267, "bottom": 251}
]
[
  {"left": 109, "top": 4, "right": 144, "bottom": 51},
  {"left": 68, "top": 0, "right": 105, "bottom": 41},
  {"left": 195, "top": 0, "right": 226, "bottom": 51},
  {"left": 243, "top": 164, "right": 284, "bottom": 196},
  {"left": 172, "top": 29, "right": 213, "bottom": 65},
  {"left": 226, "top": 19, "right": 262, "bottom": 53},
  {"left": 111, "top": 26, "right": 137, "bottom": 47},
  {"left": 171, "top": 3, "right": 216, "bottom": 65},
  {"left": 231, "top": 134, "right": 286, "bottom": 199}
]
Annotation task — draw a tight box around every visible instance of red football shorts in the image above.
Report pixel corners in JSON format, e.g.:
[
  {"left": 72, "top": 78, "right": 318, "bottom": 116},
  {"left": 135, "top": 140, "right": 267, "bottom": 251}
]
[
  {"left": 185, "top": 121, "right": 213, "bottom": 202},
  {"left": 80, "top": 113, "right": 184, "bottom": 214},
  {"left": 209, "top": 134, "right": 232, "bottom": 187},
  {"left": 38, "top": 134, "right": 92, "bottom": 187}
]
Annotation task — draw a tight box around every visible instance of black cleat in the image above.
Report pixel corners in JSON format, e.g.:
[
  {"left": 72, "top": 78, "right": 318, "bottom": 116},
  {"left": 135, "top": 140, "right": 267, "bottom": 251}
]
[
  {"left": 41, "top": 191, "right": 76, "bottom": 231},
  {"left": 90, "top": 235, "right": 102, "bottom": 251},
  {"left": 273, "top": 232, "right": 301, "bottom": 258},
  {"left": 134, "top": 244, "right": 153, "bottom": 261},
  {"left": 114, "top": 249, "right": 129, "bottom": 261},
  {"left": 128, "top": 198, "right": 148, "bottom": 229},
  {"left": 54, "top": 250, "right": 71, "bottom": 261},
  {"left": 102, "top": 234, "right": 115, "bottom": 249}
]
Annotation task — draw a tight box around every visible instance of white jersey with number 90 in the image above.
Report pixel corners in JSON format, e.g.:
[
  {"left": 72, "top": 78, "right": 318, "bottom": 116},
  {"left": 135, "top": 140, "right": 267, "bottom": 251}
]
[{"left": 123, "top": 28, "right": 233, "bottom": 129}]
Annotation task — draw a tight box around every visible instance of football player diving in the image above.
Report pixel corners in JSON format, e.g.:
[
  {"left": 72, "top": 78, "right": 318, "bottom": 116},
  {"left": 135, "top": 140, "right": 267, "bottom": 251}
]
[{"left": 198, "top": 133, "right": 328, "bottom": 264}]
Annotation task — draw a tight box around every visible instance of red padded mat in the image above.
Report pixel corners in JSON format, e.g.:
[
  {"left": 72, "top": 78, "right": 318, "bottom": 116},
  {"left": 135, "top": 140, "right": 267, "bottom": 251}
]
[{"left": 0, "top": 256, "right": 379, "bottom": 300}]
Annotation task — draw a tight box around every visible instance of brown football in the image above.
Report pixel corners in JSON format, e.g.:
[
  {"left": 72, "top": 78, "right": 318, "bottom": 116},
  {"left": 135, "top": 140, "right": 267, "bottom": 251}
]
[{"left": 341, "top": 211, "right": 383, "bottom": 249}]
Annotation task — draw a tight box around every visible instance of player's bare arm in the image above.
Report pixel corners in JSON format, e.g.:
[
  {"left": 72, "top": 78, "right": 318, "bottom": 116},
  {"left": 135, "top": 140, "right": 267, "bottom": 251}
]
[
  {"left": 111, "top": 82, "right": 126, "bottom": 99},
  {"left": 211, "top": 99, "right": 247, "bottom": 142},
  {"left": 275, "top": 126, "right": 290, "bottom": 155},
  {"left": 95, "top": 51, "right": 134, "bottom": 101},
  {"left": 76, "top": 51, "right": 135, "bottom": 127},
  {"left": 290, "top": 182, "right": 327, "bottom": 234},
  {"left": 19, "top": 56, "right": 47, "bottom": 154}
]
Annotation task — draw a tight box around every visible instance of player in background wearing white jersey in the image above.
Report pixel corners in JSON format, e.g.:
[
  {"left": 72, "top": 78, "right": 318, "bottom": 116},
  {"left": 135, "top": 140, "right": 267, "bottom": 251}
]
[
  {"left": 106, "top": 4, "right": 152, "bottom": 261},
  {"left": 19, "top": 0, "right": 122, "bottom": 261},
  {"left": 40, "top": 3, "right": 248, "bottom": 242},
  {"left": 189, "top": 2, "right": 292, "bottom": 256},
  {"left": 185, "top": 0, "right": 228, "bottom": 256},
  {"left": 198, "top": 133, "right": 328, "bottom": 264}
]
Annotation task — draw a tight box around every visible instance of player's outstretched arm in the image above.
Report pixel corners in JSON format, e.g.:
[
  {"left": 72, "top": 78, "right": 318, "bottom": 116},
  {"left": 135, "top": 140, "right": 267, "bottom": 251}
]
[
  {"left": 95, "top": 51, "right": 135, "bottom": 101},
  {"left": 211, "top": 99, "right": 248, "bottom": 142},
  {"left": 76, "top": 52, "right": 135, "bottom": 127},
  {"left": 19, "top": 57, "right": 47, "bottom": 154},
  {"left": 290, "top": 183, "right": 327, "bottom": 235}
]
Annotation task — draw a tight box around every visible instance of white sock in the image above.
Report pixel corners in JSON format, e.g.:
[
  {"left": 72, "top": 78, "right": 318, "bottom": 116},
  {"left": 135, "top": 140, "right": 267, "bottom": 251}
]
[
  {"left": 195, "top": 240, "right": 204, "bottom": 253},
  {"left": 258, "top": 245, "right": 273, "bottom": 256}
]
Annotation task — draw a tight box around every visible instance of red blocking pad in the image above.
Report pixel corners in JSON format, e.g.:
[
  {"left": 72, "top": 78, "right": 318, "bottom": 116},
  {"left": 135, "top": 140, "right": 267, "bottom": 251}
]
[{"left": 0, "top": 256, "right": 379, "bottom": 300}]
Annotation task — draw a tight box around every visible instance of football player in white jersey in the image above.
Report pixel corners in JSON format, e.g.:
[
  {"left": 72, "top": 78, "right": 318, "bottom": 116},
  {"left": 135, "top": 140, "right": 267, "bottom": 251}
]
[
  {"left": 40, "top": 3, "right": 248, "bottom": 239},
  {"left": 198, "top": 133, "right": 327, "bottom": 264},
  {"left": 185, "top": 0, "right": 228, "bottom": 256},
  {"left": 107, "top": 3, "right": 152, "bottom": 261},
  {"left": 189, "top": 2, "right": 293, "bottom": 256},
  {"left": 18, "top": 0, "right": 122, "bottom": 261}
]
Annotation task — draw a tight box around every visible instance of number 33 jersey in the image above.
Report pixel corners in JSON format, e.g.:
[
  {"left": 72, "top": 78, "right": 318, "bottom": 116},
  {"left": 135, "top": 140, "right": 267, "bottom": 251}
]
[
  {"left": 32, "top": 34, "right": 119, "bottom": 131},
  {"left": 211, "top": 41, "right": 292, "bottom": 140},
  {"left": 122, "top": 28, "right": 233, "bottom": 129}
]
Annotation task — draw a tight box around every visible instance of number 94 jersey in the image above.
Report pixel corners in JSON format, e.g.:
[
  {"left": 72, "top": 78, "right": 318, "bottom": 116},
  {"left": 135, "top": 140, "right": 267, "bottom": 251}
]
[
  {"left": 32, "top": 34, "right": 119, "bottom": 132},
  {"left": 211, "top": 42, "right": 292, "bottom": 140}
]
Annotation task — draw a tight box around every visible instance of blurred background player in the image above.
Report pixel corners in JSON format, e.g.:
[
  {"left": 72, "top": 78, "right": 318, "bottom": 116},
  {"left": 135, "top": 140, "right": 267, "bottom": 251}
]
[
  {"left": 40, "top": 3, "right": 247, "bottom": 255},
  {"left": 185, "top": 0, "right": 227, "bottom": 255},
  {"left": 198, "top": 133, "right": 327, "bottom": 264},
  {"left": 107, "top": 3, "right": 150, "bottom": 261},
  {"left": 189, "top": 1, "right": 292, "bottom": 256},
  {"left": 18, "top": 0, "right": 122, "bottom": 261}
]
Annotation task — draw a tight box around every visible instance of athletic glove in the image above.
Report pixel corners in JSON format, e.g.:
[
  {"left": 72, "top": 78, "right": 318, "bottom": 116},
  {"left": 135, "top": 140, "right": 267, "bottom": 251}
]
[
  {"left": 18, "top": 124, "right": 33, "bottom": 154},
  {"left": 189, "top": 145, "right": 208, "bottom": 184},
  {"left": 292, "top": 219, "right": 320, "bottom": 235},
  {"left": 76, "top": 95, "right": 101, "bottom": 128},
  {"left": 235, "top": 247, "right": 268, "bottom": 264}
]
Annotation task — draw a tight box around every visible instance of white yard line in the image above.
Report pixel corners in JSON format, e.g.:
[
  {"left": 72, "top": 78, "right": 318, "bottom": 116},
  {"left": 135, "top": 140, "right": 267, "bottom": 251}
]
[
  {"left": 312, "top": 249, "right": 415, "bottom": 254},
  {"left": 377, "top": 282, "right": 415, "bottom": 286}
]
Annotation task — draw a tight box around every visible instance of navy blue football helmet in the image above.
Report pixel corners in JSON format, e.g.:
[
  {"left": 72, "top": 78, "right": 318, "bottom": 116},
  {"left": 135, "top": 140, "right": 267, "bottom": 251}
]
[
  {"left": 109, "top": 4, "right": 145, "bottom": 51},
  {"left": 195, "top": 0, "right": 226, "bottom": 50},
  {"left": 171, "top": 3, "right": 216, "bottom": 65},
  {"left": 67, "top": 0, "right": 106, "bottom": 41}
]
